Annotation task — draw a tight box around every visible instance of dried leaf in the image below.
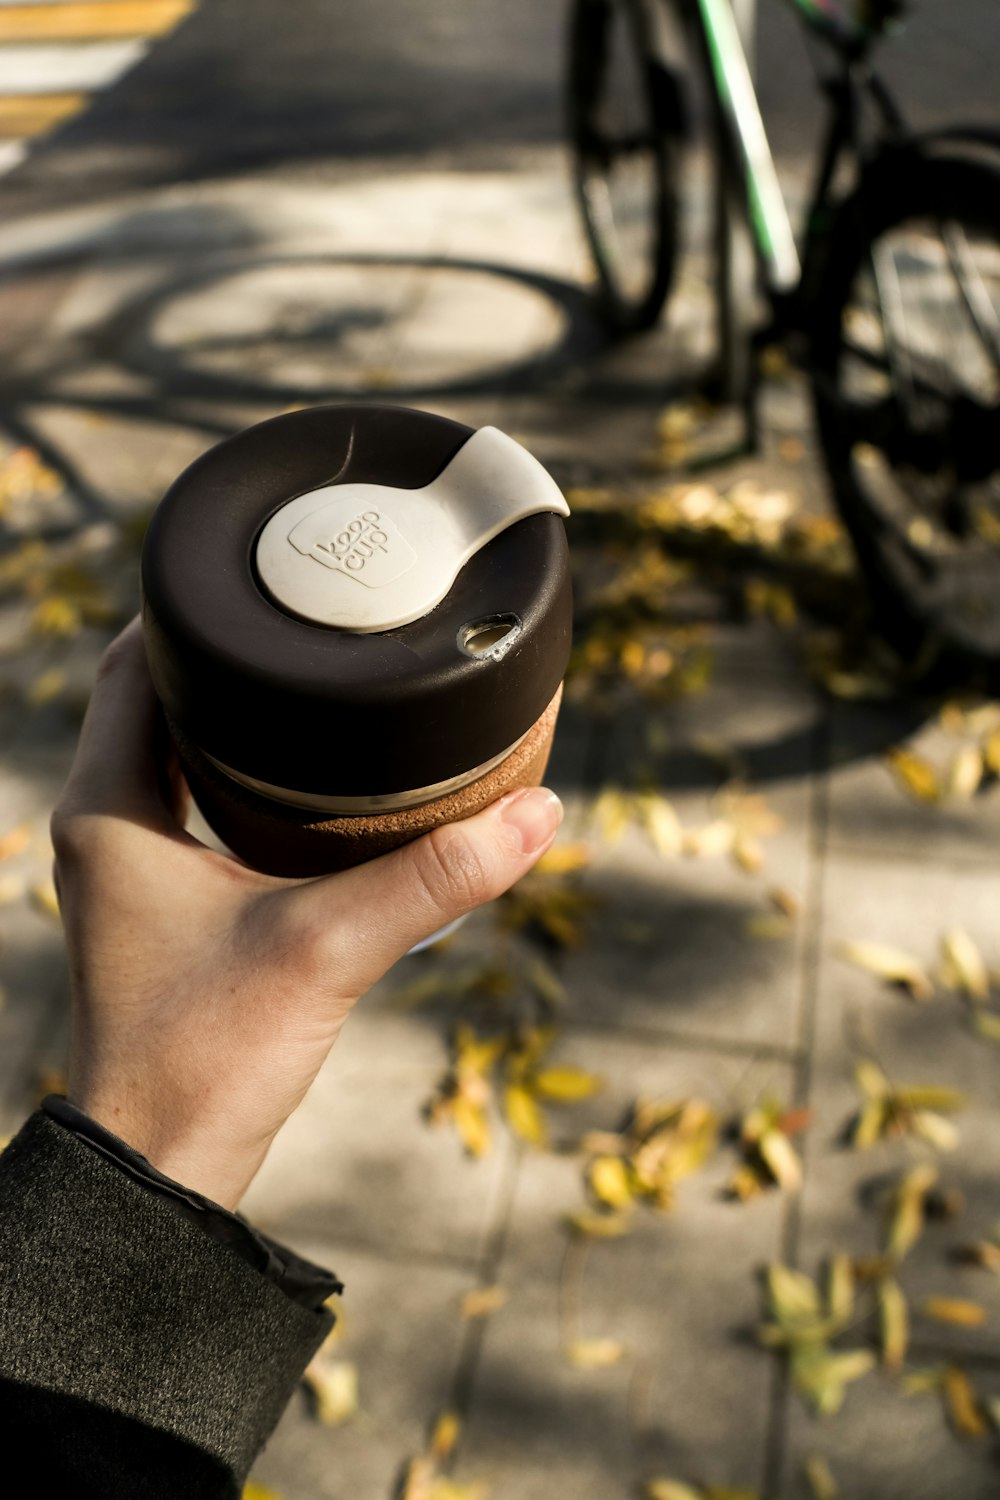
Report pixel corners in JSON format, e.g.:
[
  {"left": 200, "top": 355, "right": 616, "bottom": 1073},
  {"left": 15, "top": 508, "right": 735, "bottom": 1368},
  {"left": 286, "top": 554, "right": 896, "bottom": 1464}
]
[
  {"left": 901, "top": 1365, "right": 948, "bottom": 1396},
  {"left": 940, "top": 930, "right": 990, "bottom": 1002},
  {"left": 768, "top": 887, "right": 800, "bottom": 919},
  {"left": 886, "top": 747, "right": 940, "bottom": 803},
  {"left": 910, "top": 1112, "right": 961, "bottom": 1152},
  {"left": 535, "top": 843, "right": 590, "bottom": 876},
  {"left": 243, "top": 1484, "right": 283, "bottom": 1500},
  {"left": 886, "top": 1163, "right": 937, "bottom": 1262},
  {"left": 427, "top": 1483, "right": 489, "bottom": 1500},
  {"left": 944, "top": 1366, "right": 987, "bottom": 1438},
  {"left": 879, "top": 1278, "right": 908, "bottom": 1369},
  {"left": 504, "top": 1084, "right": 548, "bottom": 1148},
  {"left": 588, "top": 1156, "right": 635, "bottom": 1210},
  {"left": 804, "top": 1455, "right": 838, "bottom": 1500},
  {"left": 566, "top": 1337, "right": 626, "bottom": 1369},
  {"left": 838, "top": 941, "right": 933, "bottom": 1000},
  {"left": 947, "top": 745, "right": 983, "bottom": 800},
  {"left": 0, "top": 824, "right": 31, "bottom": 861},
  {"left": 984, "top": 729, "right": 1000, "bottom": 776},
  {"left": 683, "top": 820, "right": 734, "bottom": 858},
  {"left": 922, "top": 1297, "right": 987, "bottom": 1328},
  {"left": 532, "top": 1066, "right": 603, "bottom": 1103},
  {"left": 302, "top": 1360, "right": 359, "bottom": 1425},
  {"left": 593, "top": 788, "right": 632, "bottom": 844},
  {"left": 758, "top": 1128, "right": 802, "bottom": 1191},
  {"left": 563, "top": 1211, "right": 632, "bottom": 1239},
  {"left": 769, "top": 1263, "right": 821, "bottom": 1325},
  {"left": 855, "top": 1060, "right": 890, "bottom": 1099},
  {"left": 638, "top": 794, "right": 683, "bottom": 857},
  {"left": 826, "top": 1254, "right": 854, "bottom": 1327},
  {"left": 430, "top": 1410, "right": 461, "bottom": 1461},
  {"left": 645, "top": 1484, "right": 702, "bottom": 1500},
  {"left": 792, "top": 1346, "right": 875, "bottom": 1414},
  {"left": 452, "top": 1098, "right": 492, "bottom": 1159},
  {"left": 460, "top": 1285, "right": 508, "bottom": 1319}
]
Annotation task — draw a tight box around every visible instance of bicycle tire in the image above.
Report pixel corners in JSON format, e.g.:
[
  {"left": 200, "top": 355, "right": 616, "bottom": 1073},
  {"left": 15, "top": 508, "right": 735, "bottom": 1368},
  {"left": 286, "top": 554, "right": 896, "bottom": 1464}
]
[
  {"left": 811, "top": 148, "right": 1000, "bottom": 677},
  {"left": 566, "top": 0, "right": 684, "bottom": 334}
]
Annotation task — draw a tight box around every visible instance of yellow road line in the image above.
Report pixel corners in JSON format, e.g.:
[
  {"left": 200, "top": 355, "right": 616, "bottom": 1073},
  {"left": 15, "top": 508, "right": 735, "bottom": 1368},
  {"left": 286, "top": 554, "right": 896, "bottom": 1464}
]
[
  {"left": 0, "top": 1, "right": 194, "bottom": 42},
  {"left": 0, "top": 89, "right": 86, "bottom": 136}
]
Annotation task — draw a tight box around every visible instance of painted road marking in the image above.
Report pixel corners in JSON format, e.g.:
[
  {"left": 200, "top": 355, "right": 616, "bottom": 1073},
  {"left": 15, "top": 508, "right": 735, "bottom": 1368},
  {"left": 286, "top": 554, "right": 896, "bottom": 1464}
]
[
  {"left": 0, "top": 2, "right": 193, "bottom": 41},
  {"left": 0, "top": 39, "right": 146, "bottom": 91},
  {"left": 0, "top": 0, "right": 195, "bottom": 177}
]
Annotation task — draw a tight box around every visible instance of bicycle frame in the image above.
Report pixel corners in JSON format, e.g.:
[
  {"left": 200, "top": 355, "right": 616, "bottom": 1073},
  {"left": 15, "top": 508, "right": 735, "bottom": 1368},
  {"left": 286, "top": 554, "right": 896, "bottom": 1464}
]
[{"left": 677, "top": 0, "right": 908, "bottom": 305}]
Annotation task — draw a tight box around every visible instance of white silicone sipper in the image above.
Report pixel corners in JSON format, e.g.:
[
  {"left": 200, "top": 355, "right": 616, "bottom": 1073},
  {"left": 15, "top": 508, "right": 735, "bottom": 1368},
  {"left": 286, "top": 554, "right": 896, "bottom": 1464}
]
[{"left": 254, "top": 426, "right": 571, "bottom": 632}]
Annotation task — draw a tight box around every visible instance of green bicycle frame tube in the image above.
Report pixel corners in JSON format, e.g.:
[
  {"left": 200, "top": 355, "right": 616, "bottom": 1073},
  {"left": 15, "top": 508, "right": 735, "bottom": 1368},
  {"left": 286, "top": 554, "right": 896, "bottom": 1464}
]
[{"left": 696, "top": 0, "right": 801, "bottom": 292}]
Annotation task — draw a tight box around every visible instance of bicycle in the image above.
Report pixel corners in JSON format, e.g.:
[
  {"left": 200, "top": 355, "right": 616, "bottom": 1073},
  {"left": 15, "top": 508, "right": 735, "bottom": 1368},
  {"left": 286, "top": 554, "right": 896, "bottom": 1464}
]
[{"left": 566, "top": 0, "right": 1000, "bottom": 684}]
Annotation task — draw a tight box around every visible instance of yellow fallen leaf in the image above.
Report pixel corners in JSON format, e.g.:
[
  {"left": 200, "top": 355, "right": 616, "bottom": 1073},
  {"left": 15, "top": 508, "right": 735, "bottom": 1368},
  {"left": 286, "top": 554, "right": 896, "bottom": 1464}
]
[
  {"left": 769, "top": 1263, "right": 821, "bottom": 1324},
  {"left": 984, "top": 729, "right": 1000, "bottom": 776},
  {"left": 33, "top": 595, "right": 82, "bottom": 637},
  {"left": 243, "top": 1484, "right": 282, "bottom": 1500},
  {"left": 945, "top": 1365, "right": 987, "bottom": 1438},
  {"left": 427, "top": 1482, "right": 488, "bottom": 1500},
  {"left": 946, "top": 744, "right": 983, "bottom": 800},
  {"left": 758, "top": 1128, "right": 802, "bottom": 1191},
  {"left": 588, "top": 1155, "right": 634, "bottom": 1210},
  {"left": 302, "top": 1359, "right": 359, "bottom": 1426},
  {"left": 922, "top": 1298, "right": 987, "bottom": 1328},
  {"left": 593, "top": 788, "right": 632, "bottom": 843},
  {"left": 838, "top": 940, "right": 933, "bottom": 1000},
  {"left": 745, "top": 913, "right": 794, "bottom": 940},
  {"left": 804, "top": 1455, "right": 838, "bottom": 1500},
  {"left": 901, "top": 1365, "right": 948, "bottom": 1396},
  {"left": 532, "top": 1066, "right": 603, "bottom": 1103},
  {"left": 683, "top": 820, "right": 734, "bottom": 858},
  {"left": 461, "top": 1285, "right": 508, "bottom": 1319},
  {"left": 940, "top": 930, "right": 989, "bottom": 1002},
  {"left": 566, "top": 1337, "right": 626, "bottom": 1369},
  {"left": 826, "top": 1254, "right": 854, "bottom": 1327},
  {"left": 563, "top": 1211, "right": 632, "bottom": 1239},
  {"left": 769, "top": 887, "right": 800, "bottom": 918},
  {"left": 430, "top": 1410, "right": 461, "bottom": 1461},
  {"left": 645, "top": 1483, "right": 702, "bottom": 1500},
  {"left": 535, "top": 842, "right": 590, "bottom": 876},
  {"left": 0, "top": 873, "right": 24, "bottom": 906},
  {"left": 637, "top": 794, "right": 683, "bottom": 857},
  {"left": 504, "top": 1083, "right": 547, "bottom": 1148},
  {"left": 886, "top": 1164, "right": 937, "bottom": 1262},
  {"left": 451, "top": 1097, "right": 492, "bottom": 1159},
  {"left": 910, "top": 1110, "right": 961, "bottom": 1152},
  {"left": 879, "top": 1278, "right": 908, "bottom": 1370},
  {"left": 885, "top": 746, "right": 939, "bottom": 803}
]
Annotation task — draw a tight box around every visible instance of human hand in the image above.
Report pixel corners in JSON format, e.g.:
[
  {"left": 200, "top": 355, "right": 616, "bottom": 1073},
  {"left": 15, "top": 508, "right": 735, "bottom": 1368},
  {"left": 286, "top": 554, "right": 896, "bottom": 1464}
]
[{"left": 51, "top": 619, "right": 563, "bottom": 1209}]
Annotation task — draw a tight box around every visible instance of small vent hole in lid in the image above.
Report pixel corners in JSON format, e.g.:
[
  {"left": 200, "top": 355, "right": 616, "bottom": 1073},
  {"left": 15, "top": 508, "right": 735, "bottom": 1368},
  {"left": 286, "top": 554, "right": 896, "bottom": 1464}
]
[{"left": 459, "top": 614, "right": 521, "bottom": 661}]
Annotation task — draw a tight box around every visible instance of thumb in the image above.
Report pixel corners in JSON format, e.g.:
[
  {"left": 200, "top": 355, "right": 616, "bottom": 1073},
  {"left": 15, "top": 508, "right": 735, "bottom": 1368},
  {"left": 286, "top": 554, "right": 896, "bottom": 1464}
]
[{"left": 296, "top": 786, "right": 563, "bottom": 996}]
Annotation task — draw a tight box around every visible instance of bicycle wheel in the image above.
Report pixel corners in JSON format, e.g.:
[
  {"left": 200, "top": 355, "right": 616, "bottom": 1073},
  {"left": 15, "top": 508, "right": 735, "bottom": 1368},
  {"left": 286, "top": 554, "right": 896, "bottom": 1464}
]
[
  {"left": 567, "top": 0, "right": 684, "bottom": 334},
  {"left": 811, "top": 149, "right": 1000, "bottom": 676}
]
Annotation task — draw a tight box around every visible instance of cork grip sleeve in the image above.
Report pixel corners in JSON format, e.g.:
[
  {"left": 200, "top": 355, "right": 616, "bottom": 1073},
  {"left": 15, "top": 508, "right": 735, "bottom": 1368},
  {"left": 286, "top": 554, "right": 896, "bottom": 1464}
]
[{"left": 170, "top": 687, "right": 562, "bottom": 878}]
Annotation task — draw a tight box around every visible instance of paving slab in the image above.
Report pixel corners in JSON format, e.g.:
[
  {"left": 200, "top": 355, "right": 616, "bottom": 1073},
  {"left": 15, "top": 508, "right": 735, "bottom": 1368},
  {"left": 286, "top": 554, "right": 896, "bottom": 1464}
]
[
  {"left": 249, "top": 1244, "right": 477, "bottom": 1500},
  {"left": 456, "top": 1034, "right": 793, "bottom": 1500}
]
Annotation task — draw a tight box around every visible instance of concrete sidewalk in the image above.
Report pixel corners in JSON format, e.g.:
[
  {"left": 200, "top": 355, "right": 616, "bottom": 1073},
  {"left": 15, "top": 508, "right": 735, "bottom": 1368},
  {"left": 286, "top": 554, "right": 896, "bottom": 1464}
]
[{"left": 0, "top": 151, "right": 998, "bottom": 1500}]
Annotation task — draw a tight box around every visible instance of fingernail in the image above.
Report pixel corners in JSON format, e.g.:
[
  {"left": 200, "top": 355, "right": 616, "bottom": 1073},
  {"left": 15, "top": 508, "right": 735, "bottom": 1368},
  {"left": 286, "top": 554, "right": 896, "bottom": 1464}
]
[{"left": 500, "top": 786, "right": 564, "bottom": 855}]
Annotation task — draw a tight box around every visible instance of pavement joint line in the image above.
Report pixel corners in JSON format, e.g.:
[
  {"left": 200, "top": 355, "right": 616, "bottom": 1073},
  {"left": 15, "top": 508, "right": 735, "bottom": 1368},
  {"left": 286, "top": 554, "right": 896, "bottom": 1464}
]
[
  {"left": 440, "top": 1139, "right": 523, "bottom": 1447},
  {"left": 762, "top": 709, "right": 832, "bottom": 1498},
  {"left": 553, "top": 1016, "right": 803, "bottom": 1066}
]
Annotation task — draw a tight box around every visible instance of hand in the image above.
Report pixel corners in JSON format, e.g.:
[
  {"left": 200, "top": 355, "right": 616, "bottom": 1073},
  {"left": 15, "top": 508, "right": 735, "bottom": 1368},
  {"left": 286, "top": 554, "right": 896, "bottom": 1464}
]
[{"left": 51, "top": 619, "right": 563, "bottom": 1210}]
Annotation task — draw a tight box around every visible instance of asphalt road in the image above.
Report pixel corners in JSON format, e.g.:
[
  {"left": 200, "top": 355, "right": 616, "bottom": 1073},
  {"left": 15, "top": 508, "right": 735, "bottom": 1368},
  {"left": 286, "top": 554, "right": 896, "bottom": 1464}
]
[{"left": 1, "top": 0, "right": 997, "bottom": 210}]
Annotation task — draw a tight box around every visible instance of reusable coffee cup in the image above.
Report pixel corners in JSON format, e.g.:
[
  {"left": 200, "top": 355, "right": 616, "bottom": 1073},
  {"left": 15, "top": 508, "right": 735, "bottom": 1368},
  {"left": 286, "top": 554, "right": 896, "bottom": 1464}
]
[{"left": 141, "top": 404, "right": 572, "bottom": 878}]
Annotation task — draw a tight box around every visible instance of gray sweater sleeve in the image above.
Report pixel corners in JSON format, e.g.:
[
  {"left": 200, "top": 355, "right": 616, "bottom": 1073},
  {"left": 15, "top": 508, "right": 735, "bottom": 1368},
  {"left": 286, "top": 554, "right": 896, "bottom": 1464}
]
[{"left": 0, "top": 1111, "right": 335, "bottom": 1494}]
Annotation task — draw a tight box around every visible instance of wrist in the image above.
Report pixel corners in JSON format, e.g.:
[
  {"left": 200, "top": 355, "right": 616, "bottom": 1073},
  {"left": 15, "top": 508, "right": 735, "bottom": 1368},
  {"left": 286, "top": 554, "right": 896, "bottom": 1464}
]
[{"left": 68, "top": 1092, "right": 267, "bottom": 1211}]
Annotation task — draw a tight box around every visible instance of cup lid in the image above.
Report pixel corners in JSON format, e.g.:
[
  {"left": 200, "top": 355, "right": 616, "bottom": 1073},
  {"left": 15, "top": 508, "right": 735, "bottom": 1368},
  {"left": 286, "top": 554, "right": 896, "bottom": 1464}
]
[{"left": 141, "top": 404, "right": 573, "bottom": 799}]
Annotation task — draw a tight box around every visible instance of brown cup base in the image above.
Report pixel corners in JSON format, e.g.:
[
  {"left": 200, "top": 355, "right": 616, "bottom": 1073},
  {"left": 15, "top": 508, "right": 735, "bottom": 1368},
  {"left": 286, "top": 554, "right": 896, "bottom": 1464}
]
[{"left": 172, "top": 686, "right": 563, "bottom": 878}]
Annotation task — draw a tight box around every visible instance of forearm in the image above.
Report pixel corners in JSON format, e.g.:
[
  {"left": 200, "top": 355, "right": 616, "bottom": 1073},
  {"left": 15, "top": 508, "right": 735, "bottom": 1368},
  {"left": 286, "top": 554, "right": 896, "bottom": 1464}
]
[{"left": 0, "top": 1111, "right": 334, "bottom": 1494}]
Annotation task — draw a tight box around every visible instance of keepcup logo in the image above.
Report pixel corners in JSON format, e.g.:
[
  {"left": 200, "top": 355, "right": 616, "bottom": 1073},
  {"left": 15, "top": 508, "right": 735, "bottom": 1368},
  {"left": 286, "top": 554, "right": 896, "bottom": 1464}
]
[{"left": 287, "top": 502, "right": 416, "bottom": 589}]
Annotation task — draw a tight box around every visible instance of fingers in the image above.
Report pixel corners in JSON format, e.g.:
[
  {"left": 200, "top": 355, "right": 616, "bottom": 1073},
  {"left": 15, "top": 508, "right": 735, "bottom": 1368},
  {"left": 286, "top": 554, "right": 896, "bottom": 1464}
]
[
  {"left": 292, "top": 786, "right": 564, "bottom": 997},
  {"left": 58, "top": 617, "right": 179, "bottom": 828}
]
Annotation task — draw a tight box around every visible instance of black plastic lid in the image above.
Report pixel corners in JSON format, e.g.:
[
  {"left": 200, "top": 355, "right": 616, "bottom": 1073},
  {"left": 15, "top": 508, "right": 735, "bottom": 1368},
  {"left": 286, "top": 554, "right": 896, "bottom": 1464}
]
[{"left": 141, "top": 404, "right": 572, "bottom": 797}]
